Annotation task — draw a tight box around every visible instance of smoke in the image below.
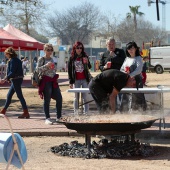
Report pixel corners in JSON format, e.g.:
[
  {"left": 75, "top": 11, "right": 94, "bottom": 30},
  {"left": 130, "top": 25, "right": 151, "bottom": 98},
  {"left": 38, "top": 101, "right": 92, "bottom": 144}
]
[{"left": 63, "top": 111, "right": 159, "bottom": 123}]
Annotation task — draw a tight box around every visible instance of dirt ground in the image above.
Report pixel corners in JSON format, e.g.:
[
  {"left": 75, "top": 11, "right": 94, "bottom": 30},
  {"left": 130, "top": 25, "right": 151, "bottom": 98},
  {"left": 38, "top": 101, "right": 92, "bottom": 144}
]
[
  {"left": 0, "top": 72, "right": 170, "bottom": 170},
  {"left": 0, "top": 136, "right": 170, "bottom": 170}
]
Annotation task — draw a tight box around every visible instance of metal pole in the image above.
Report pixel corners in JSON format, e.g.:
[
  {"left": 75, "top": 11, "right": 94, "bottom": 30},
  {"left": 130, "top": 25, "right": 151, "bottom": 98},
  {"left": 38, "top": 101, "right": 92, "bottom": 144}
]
[
  {"left": 156, "top": 0, "right": 160, "bottom": 20},
  {"left": 90, "top": 38, "right": 92, "bottom": 57}
]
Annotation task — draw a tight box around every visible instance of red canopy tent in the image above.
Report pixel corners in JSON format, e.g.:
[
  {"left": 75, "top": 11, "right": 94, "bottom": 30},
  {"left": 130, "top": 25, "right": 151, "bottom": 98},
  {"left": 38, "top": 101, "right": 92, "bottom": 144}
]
[
  {"left": 0, "top": 28, "right": 20, "bottom": 51},
  {"left": 3, "top": 24, "right": 44, "bottom": 50}
]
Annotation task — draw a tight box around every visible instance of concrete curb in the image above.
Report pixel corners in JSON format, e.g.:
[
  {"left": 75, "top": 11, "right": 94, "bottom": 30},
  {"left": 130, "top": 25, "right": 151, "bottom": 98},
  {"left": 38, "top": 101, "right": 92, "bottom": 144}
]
[
  {"left": 15, "top": 130, "right": 170, "bottom": 140},
  {"left": 17, "top": 131, "right": 82, "bottom": 137}
]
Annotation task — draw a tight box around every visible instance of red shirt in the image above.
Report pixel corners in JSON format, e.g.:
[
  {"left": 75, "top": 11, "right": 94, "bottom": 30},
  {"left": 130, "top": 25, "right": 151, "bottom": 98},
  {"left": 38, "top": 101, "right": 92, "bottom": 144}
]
[{"left": 74, "top": 57, "right": 86, "bottom": 80}]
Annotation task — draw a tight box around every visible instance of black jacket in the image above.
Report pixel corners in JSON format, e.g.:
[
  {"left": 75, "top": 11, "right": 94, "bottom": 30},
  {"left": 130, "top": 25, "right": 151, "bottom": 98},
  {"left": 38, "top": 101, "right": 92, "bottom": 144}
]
[
  {"left": 68, "top": 54, "right": 92, "bottom": 84},
  {"left": 99, "top": 48, "right": 126, "bottom": 72}
]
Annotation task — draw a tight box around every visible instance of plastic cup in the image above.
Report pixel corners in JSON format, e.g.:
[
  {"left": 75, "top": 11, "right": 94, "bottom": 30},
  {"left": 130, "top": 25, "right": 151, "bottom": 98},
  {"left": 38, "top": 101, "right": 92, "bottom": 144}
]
[
  {"left": 50, "top": 63, "right": 55, "bottom": 69},
  {"left": 125, "top": 66, "right": 130, "bottom": 72},
  {"left": 107, "top": 62, "right": 111, "bottom": 68},
  {"left": 83, "top": 57, "right": 88, "bottom": 64}
]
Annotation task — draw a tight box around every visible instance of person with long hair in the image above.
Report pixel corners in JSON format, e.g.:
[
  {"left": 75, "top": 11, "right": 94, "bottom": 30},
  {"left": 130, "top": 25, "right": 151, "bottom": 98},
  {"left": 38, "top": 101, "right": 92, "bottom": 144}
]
[
  {"left": 0, "top": 47, "right": 30, "bottom": 118},
  {"left": 120, "top": 41, "right": 147, "bottom": 111},
  {"left": 36, "top": 43, "right": 62, "bottom": 125},
  {"left": 68, "top": 41, "right": 92, "bottom": 114}
]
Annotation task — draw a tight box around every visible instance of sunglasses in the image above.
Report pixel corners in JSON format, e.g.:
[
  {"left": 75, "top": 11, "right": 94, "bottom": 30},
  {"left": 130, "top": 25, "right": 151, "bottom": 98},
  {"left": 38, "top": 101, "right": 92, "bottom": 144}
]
[
  {"left": 46, "top": 49, "right": 53, "bottom": 52},
  {"left": 76, "top": 47, "right": 83, "bottom": 50}
]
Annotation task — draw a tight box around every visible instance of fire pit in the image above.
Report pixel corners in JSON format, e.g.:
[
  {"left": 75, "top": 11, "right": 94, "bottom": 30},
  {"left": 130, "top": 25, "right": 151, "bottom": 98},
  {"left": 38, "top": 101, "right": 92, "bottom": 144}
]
[
  {"left": 58, "top": 114, "right": 158, "bottom": 151},
  {"left": 51, "top": 138, "right": 155, "bottom": 159}
]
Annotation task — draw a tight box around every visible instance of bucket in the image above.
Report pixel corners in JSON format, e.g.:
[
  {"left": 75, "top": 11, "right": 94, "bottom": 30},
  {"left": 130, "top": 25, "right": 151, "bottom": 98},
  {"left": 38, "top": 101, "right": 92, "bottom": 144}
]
[{"left": 0, "top": 133, "right": 27, "bottom": 169}]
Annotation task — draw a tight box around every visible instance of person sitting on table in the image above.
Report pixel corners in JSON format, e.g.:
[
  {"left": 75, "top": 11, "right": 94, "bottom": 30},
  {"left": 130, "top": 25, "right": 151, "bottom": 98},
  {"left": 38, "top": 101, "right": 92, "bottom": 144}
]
[{"left": 88, "top": 69, "right": 140, "bottom": 114}]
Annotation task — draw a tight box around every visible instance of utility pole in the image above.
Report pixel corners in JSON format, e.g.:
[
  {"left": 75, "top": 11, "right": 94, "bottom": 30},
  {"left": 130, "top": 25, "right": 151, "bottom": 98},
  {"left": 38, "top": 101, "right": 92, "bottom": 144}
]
[
  {"left": 148, "top": 0, "right": 167, "bottom": 31},
  {"left": 160, "top": 0, "right": 166, "bottom": 30}
]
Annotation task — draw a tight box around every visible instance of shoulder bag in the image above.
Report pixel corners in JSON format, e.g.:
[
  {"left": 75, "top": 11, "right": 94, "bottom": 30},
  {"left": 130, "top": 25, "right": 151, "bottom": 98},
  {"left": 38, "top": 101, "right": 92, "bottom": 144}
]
[{"left": 31, "top": 57, "right": 45, "bottom": 87}]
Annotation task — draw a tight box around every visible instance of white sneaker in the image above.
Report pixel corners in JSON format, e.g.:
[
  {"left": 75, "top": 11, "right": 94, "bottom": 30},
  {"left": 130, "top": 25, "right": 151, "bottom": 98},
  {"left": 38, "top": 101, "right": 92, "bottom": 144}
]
[
  {"left": 56, "top": 117, "right": 62, "bottom": 122},
  {"left": 45, "top": 118, "right": 53, "bottom": 125},
  {"left": 84, "top": 112, "right": 88, "bottom": 115}
]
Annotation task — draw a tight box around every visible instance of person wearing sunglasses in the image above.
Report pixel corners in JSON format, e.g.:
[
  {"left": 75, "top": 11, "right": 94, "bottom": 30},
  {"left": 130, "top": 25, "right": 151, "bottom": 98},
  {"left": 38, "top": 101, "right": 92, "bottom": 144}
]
[
  {"left": 68, "top": 41, "right": 92, "bottom": 115},
  {"left": 120, "top": 41, "right": 147, "bottom": 112},
  {"left": 36, "top": 43, "right": 62, "bottom": 125}
]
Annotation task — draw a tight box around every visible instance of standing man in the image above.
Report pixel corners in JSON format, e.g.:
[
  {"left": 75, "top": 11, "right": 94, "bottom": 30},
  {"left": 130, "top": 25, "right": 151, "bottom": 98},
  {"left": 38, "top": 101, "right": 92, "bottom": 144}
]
[{"left": 99, "top": 37, "right": 126, "bottom": 71}]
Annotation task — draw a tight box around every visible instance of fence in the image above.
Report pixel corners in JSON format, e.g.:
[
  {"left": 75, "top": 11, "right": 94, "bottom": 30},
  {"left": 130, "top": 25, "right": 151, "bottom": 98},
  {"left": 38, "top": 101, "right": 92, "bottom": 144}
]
[{"left": 0, "top": 64, "right": 7, "bottom": 78}]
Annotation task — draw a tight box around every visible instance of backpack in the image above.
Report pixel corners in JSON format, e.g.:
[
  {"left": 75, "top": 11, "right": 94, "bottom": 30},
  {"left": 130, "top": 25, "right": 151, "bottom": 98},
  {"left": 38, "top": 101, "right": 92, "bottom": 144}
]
[{"left": 31, "top": 57, "right": 45, "bottom": 87}]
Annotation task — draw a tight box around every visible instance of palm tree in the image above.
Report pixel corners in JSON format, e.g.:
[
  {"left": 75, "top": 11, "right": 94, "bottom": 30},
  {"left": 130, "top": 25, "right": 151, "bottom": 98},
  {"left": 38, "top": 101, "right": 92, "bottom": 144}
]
[{"left": 126, "top": 6, "right": 144, "bottom": 33}]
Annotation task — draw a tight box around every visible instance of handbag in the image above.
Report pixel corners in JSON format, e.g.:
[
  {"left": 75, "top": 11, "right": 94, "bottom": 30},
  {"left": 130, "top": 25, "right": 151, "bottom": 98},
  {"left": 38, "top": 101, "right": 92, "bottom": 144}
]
[
  {"left": 31, "top": 71, "right": 43, "bottom": 87},
  {"left": 31, "top": 57, "right": 45, "bottom": 87}
]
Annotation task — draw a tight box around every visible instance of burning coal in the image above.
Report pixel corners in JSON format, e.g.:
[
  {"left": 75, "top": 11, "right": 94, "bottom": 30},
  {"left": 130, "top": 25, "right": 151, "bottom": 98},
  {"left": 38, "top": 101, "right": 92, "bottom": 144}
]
[{"left": 50, "top": 137, "right": 155, "bottom": 159}]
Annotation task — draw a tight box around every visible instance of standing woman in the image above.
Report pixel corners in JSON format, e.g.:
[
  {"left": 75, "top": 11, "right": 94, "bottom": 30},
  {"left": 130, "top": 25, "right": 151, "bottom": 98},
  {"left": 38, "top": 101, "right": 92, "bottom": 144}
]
[
  {"left": 36, "top": 43, "right": 62, "bottom": 125},
  {"left": 68, "top": 41, "right": 92, "bottom": 114},
  {"left": 0, "top": 47, "right": 30, "bottom": 118},
  {"left": 120, "top": 41, "right": 147, "bottom": 111}
]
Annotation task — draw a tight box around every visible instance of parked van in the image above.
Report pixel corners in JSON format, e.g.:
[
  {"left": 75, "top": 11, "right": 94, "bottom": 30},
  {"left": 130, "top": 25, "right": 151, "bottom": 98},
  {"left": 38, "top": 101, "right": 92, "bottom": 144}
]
[{"left": 149, "top": 46, "right": 170, "bottom": 74}]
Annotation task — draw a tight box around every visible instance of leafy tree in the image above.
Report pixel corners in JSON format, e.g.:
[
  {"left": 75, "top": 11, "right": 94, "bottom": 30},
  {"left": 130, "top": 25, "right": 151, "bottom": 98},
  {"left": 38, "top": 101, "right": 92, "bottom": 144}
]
[
  {"left": 126, "top": 5, "right": 144, "bottom": 38},
  {"left": 47, "top": 2, "right": 103, "bottom": 45}
]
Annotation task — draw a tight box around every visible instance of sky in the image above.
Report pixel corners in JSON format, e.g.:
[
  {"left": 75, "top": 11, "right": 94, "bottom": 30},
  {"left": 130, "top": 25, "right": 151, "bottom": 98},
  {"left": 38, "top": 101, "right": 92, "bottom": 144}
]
[{"left": 43, "top": 0, "right": 170, "bottom": 31}]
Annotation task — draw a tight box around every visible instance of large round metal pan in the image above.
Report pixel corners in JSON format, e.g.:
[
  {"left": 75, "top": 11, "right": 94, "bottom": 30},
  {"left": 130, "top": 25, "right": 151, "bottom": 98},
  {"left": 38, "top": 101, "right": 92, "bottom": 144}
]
[{"left": 58, "top": 119, "right": 158, "bottom": 132}]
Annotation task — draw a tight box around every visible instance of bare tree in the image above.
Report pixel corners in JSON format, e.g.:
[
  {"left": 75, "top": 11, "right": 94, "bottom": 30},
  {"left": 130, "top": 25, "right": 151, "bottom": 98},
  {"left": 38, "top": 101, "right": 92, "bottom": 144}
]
[
  {"left": 97, "top": 11, "right": 122, "bottom": 39},
  {"left": 116, "top": 19, "right": 134, "bottom": 43},
  {"left": 116, "top": 18, "right": 167, "bottom": 48},
  {"left": 0, "top": 0, "right": 45, "bottom": 35},
  {"left": 47, "top": 2, "right": 103, "bottom": 45}
]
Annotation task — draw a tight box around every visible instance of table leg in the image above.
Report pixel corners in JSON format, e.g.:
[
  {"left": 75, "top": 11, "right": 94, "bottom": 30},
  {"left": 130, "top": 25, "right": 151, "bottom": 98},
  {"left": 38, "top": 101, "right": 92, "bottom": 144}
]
[
  {"left": 131, "top": 134, "right": 135, "bottom": 143},
  {"left": 159, "top": 119, "right": 162, "bottom": 131},
  {"left": 81, "top": 92, "right": 83, "bottom": 114},
  {"left": 76, "top": 92, "right": 79, "bottom": 115},
  {"left": 85, "top": 134, "right": 91, "bottom": 151},
  {"left": 160, "top": 92, "right": 166, "bottom": 131}
]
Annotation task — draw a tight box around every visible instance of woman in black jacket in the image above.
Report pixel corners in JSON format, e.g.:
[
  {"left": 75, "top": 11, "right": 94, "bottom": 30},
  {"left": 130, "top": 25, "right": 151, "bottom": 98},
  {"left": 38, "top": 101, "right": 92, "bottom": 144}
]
[
  {"left": 68, "top": 41, "right": 91, "bottom": 114},
  {"left": 0, "top": 47, "right": 30, "bottom": 118}
]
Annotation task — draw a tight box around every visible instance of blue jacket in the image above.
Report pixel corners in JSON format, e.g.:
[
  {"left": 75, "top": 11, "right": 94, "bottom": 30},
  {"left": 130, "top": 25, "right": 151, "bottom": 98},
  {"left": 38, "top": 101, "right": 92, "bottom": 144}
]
[{"left": 6, "top": 57, "right": 23, "bottom": 80}]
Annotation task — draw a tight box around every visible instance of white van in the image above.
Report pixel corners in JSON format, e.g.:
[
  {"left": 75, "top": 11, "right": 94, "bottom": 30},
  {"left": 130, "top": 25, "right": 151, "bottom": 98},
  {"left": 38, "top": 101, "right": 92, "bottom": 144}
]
[{"left": 149, "top": 46, "right": 170, "bottom": 74}]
